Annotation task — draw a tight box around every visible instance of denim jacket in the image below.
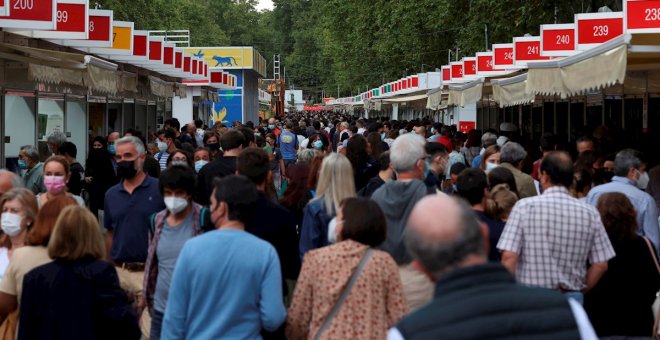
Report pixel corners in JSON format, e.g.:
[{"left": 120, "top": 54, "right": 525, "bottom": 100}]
[{"left": 299, "top": 199, "right": 333, "bottom": 260}]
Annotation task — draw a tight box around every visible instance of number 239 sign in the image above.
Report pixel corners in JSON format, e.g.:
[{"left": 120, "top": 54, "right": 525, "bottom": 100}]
[
  {"left": 0, "top": 0, "right": 56, "bottom": 29},
  {"left": 575, "top": 12, "right": 624, "bottom": 50}
]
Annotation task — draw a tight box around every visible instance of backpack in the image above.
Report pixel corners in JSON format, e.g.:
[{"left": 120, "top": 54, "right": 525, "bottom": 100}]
[{"left": 149, "top": 207, "right": 212, "bottom": 237}]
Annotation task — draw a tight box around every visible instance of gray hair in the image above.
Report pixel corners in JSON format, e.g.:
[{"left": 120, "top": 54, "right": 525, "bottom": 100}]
[
  {"left": 0, "top": 170, "right": 23, "bottom": 189},
  {"left": 46, "top": 131, "right": 67, "bottom": 148},
  {"left": 19, "top": 145, "right": 40, "bottom": 162},
  {"left": 481, "top": 132, "right": 497, "bottom": 148},
  {"left": 404, "top": 198, "right": 484, "bottom": 281},
  {"left": 297, "top": 149, "right": 318, "bottom": 164},
  {"left": 390, "top": 134, "right": 426, "bottom": 173},
  {"left": 500, "top": 142, "right": 527, "bottom": 165},
  {"left": 614, "top": 149, "right": 641, "bottom": 177},
  {"left": 115, "top": 136, "right": 146, "bottom": 155}
]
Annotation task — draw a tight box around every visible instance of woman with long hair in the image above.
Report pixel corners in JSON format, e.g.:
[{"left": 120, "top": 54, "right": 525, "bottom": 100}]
[
  {"left": 287, "top": 198, "right": 407, "bottom": 339},
  {"left": 584, "top": 192, "right": 660, "bottom": 337},
  {"left": 299, "top": 153, "right": 355, "bottom": 258},
  {"left": 0, "top": 189, "right": 38, "bottom": 277},
  {"left": 36, "top": 156, "right": 85, "bottom": 208},
  {"left": 280, "top": 163, "right": 311, "bottom": 231},
  {"left": 346, "top": 135, "right": 378, "bottom": 192}
]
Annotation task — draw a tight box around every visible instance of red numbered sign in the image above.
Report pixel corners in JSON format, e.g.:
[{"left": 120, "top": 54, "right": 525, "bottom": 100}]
[
  {"left": 476, "top": 52, "right": 495, "bottom": 73},
  {"left": 625, "top": 0, "right": 660, "bottom": 32},
  {"left": 0, "top": 0, "right": 9, "bottom": 17},
  {"left": 55, "top": 0, "right": 86, "bottom": 34},
  {"left": 451, "top": 62, "right": 463, "bottom": 79},
  {"left": 541, "top": 23, "right": 576, "bottom": 56},
  {"left": 0, "top": 0, "right": 55, "bottom": 29},
  {"left": 513, "top": 37, "right": 550, "bottom": 65},
  {"left": 463, "top": 58, "right": 477, "bottom": 76},
  {"left": 493, "top": 43, "right": 515, "bottom": 69},
  {"left": 442, "top": 67, "right": 451, "bottom": 82},
  {"left": 459, "top": 121, "right": 476, "bottom": 133},
  {"left": 132, "top": 31, "right": 148, "bottom": 57},
  {"left": 576, "top": 12, "right": 624, "bottom": 49}
]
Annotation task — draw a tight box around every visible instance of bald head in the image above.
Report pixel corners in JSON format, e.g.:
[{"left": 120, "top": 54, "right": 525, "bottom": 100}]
[
  {"left": 405, "top": 195, "right": 486, "bottom": 280},
  {"left": 0, "top": 170, "right": 22, "bottom": 196}
]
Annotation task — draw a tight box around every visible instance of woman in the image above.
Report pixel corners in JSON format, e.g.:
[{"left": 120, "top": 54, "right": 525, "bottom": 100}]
[
  {"left": 584, "top": 192, "right": 660, "bottom": 338},
  {"left": 487, "top": 166, "right": 519, "bottom": 197},
  {"left": 84, "top": 136, "right": 118, "bottom": 216},
  {"left": 346, "top": 134, "right": 379, "bottom": 193},
  {"left": 193, "top": 147, "right": 211, "bottom": 173},
  {"left": 203, "top": 131, "right": 221, "bottom": 160},
  {"left": 165, "top": 149, "right": 193, "bottom": 168},
  {"left": 445, "top": 138, "right": 467, "bottom": 179},
  {"left": 479, "top": 144, "right": 501, "bottom": 172},
  {"left": 306, "top": 133, "right": 328, "bottom": 153},
  {"left": 280, "top": 163, "right": 311, "bottom": 231},
  {"left": 0, "top": 196, "right": 76, "bottom": 336},
  {"left": 461, "top": 129, "right": 482, "bottom": 166},
  {"left": 486, "top": 184, "right": 518, "bottom": 222},
  {"left": 287, "top": 197, "right": 407, "bottom": 339},
  {"left": 299, "top": 153, "right": 355, "bottom": 258},
  {"left": 0, "top": 189, "right": 38, "bottom": 279},
  {"left": 18, "top": 205, "right": 140, "bottom": 340},
  {"left": 37, "top": 156, "right": 84, "bottom": 208},
  {"left": 142, "top": 165, "right": 209, "bottom": 340},
  {"left": 366, "top": 132, "right": 384, "bottom": 160}
]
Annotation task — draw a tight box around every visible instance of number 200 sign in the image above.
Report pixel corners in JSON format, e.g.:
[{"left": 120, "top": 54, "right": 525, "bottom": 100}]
[
  {"left": 0, "top": 0, "right": 56, "bottom": 29},
  {"left": 626, "top": 0, "right": 660, "bottom": 32}
]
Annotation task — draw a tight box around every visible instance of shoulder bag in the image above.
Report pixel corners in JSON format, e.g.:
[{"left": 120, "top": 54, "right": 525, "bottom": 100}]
[{"left": 313, "top": 248, "right": 374, "bottom": 340}]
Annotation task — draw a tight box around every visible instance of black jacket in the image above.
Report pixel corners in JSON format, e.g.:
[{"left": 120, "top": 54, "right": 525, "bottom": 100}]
[
  {"left": 195, "top": 156, "right": 237, "bottom": 205},
  {"left": 397, "top": 263, "right": 580, "bottom": 340},
  {"left": 19, "top": 258, "right": 140, "bottom": 340}
]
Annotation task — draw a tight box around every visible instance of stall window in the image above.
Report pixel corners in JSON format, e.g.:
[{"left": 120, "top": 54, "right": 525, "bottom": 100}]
[
  {"left": 123, "top": 101, "right": 135, "bottom": 133},
  {"left": 37, "top": 96, "right": 65, "bottom": 161},
  {"left": 65, "top": 97, "right": 88, "bottom": 168},
  {"left": 4, "top": 93, "right": 36, "bottom": 169}
]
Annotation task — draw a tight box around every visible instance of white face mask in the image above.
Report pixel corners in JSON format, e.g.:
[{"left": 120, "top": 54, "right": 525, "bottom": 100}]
[
  {"left": 157, "top": 141, "right": 168, "bottom": 153},
  {"left": 1, "top": 212, "right": 24, "bottom": 237},
  {"left": 486, "top": 162, "right": 498, "bottom": 171},
  {"left": 637, "top": 171, "right": 650, "bottom": 190},
  {"left": 164, "top": 197, "right": 189, "bottom": 215}
]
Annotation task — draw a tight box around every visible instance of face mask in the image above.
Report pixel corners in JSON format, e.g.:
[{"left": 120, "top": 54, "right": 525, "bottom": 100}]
[
  {"left": 171, "top": 160, "right": 188, "bottom": 167},
  {"left": 205, "top": 143, "right": 219, "bottom": 150},
  {"left": 486, "top": 162, "right": 498, "bottom": 171},
  {"left": 164, "top": 197, "right": 189, "bottom": 215},
  {"left": 44, "top": 176, "right": 67, "bottom": 194},
  {"left": 637, "top": 171, "right": 650, "bottom": 190},
  {"left": 107, "top": 144, "right": 116, "bottom": 155},
  {"left": 1, "top": 212, "right": 23, "bottom": 237},
  {"left": 380, "top": 132, "right": 386, "bottom": 141},
  {"left": 255, "top": 133, "right": 261, "bottom": 137},
  {"left": 313, "top": 140, "right": 324, "bottom": 150},
  {"left": 157, "top": 141, "right": 168, "bottom": 153},
  {"left": 195, "top": 160, "right": 208, "bottom": 173},
  {"left": 117, "top": 160, "right": 138, "bottom": 179},
  {"left": 17, "top": 160, "right": 27, "bottom": 170},
  {"left": 268, "top": 124, "right": 276, "bottom": 130},
  {"left": 430, "top": 127, "right": 435, "bottom": 135}
]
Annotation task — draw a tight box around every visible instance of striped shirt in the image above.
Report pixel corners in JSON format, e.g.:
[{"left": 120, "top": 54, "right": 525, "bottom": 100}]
[
  {"left": 156, "top": 151, "right": 170, "bottom": 171},
  {"left": 497, "top": 186, "right": 615, "bottom": 291}
]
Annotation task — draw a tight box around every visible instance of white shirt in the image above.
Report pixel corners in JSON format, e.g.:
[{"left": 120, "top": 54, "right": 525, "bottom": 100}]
[{"left": 387, "top": 299, "right": 597, "bottom": 339}]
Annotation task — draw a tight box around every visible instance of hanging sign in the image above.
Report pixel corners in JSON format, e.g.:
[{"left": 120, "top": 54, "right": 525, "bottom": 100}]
[
  {"left": 0, "top": 0, "right": 55, "bottom": 29},
  {"left": 513, "top": 36, "right": 550, "bottom": 66},
  {"left": 625, "top": 0, "right": 660, "bottom": 33},
  {"left": 8, "top": 0, "right": 88, "bottom": 39},
  {"left": 575, "top": 12, "right": 624, "bottom": 50},
  {"left": 476, "top": 52, "right": 496, "bottom": 74},
  {"left": 450, "top": 62, "right": 463, "bottom": 80},
  {"left": 540, "top": 23, "right": 576, "bottom": 56},
  {"left": 86, "top": 20, "right": 133, "bottom": 55},
  {"left": 462, "top": 57, "right": 477, "bottom": 77},
  {"left": 492, "top": 43, "right": 515, "bottom": 69},
  {"left": 56, "top": 9, "right": 111, "bottom": 47},
  {"left": 442, "top": 66, "right": 451, "bottom": 82}
]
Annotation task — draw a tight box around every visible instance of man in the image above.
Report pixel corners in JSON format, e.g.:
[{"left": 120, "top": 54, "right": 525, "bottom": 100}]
[
  {"left": 424, "top": 143, "right": 448, "bottom": 191},
  {"left": 18, "top": 145, "right": 45, "bottom": 195},
  {"left": 497, "top": 122, "right": 518, "bottom": 147},
  {"left": 576, "top": 136, "right": 595, "bottom": 154},
  {"left": 388, "top": 195, "right": 595, "bottom": 339},
  {"left": 278, "top": 122, "right": 298, "bottom": 168},
  {"left": 437, "top": 126, "right": 453, "bottom": 152},
  {"left": 498, "top": 152, "right": 615, "bottom": 304},
  {"left": 196, "top": 130, "right": 245, "bottom": 205},
  {"left": 413, "top": 125, "right": 426, "bottom": 138},
  {"left": 155, "top": 128, "right": 177, "bottom": 171},
  {"left": 531, "top": 133, "right": 558, "bottom": 181},
  {"left": 268, "top": 117, "right": 281, "bottom": 137},
  {"left": 471, "top": 132, "right": 497, "bottom": 168},
  {"left": 0, "top": 169, "right": 23, "bottom": 195},
  {"left": 359, "top": 151, "right": 393, "bottom": 198},
  {"left": 104, "top": 136, "right": 165, "bottom": 298},
  {"left": 499, "top": 142, "right": 537, "bottom": 198},
  {"left": 162, "top": 175, "right": 286, "bottom": 338},
  {"left": 194, "top": 119, "right": 205, "bottom": 147},
  {"left": 237, "top": 148, "right": 299, "bottom": 307},
  {"left": 371, "top": 134, "right": 434, "bottom": 310},
  {"left": 46, "top": 131, "right": 67, "bottom": 156},
  {"left": 586, "top": 149, "right": 660, "bottom": 253},
  {"left": 455, "top": 168, "right": 504, "bottom": 261},
  {"left": 108, "top": 131, "right": 121, "bottom": 176}
]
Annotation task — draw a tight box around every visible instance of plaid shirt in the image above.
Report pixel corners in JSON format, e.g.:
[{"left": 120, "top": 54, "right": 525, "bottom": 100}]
[{"left": 497, "top": 186, "right": 615, "bottom": 291}]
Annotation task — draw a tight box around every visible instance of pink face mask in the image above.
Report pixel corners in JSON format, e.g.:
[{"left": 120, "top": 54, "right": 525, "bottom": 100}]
[{"left": 44, "top": 176, "right": 67, "bottom": 194}]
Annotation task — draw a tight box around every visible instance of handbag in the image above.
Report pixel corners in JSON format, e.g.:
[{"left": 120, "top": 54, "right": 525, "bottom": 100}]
[
  {"left": 641, "top": 237, "right": 660, "bottom": 339},
  {"left": 313, "top": 249, "right": 374, "bottom": 340}
]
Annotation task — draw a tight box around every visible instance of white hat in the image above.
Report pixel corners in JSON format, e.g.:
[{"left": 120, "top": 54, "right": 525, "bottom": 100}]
[
  {"left": 496, "top": 136, "right": 509, "bottom": 147},
  {"left": 499, "top": 122, "right": 519, "bottom": 132}
]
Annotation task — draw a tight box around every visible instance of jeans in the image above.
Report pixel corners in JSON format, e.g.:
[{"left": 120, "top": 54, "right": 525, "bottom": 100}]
[
  {"left": 563, "top": 291, "right": 584, "bottom": 305},
  {"left": 150, "top": 309, "right": 164, "bottom": 340}
]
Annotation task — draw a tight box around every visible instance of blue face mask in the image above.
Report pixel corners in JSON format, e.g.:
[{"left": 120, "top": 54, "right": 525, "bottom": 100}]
[
  {"left": 430, "top": 127, "right": 435, "bottom": 135},
  {"left": 424, "top": 159, "right": 431, "bottom": 178},
  {"left": 17, "top": 160, "right": 27, "bottom": 170},
  {"left": 107, "top": 144, "right": 116, "bottom": 155},
  {"left": 194, "top": 160, "right": 208, "bottom": 173},
  {"left": 381, "top": 132, "right": 386, "bottom": 141},
  {"left": 313, "top": 140, "right": 324, "bottom": 150},
  {"left": 268, "top": 124, "right": 276, "bottom": 130},
  {"left": 486, "top": 162, "right": 498, "bottom": 171}
]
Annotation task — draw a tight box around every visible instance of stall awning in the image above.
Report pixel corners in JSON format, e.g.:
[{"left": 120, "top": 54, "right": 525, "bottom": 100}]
[
  {"left": 491, "top": 73, "right": 534, "bottom": 108},
  {"left": 149, "top": 76, "right": 174, "bottom": 98},
  {"left": 526, "top": 34, "right": 630, "bottom": 98},
  {"left": 382, "top": 92, "right": 427, "bottom": 103},
  {"left": 447, "top": 79, "right": 484, "bottom": 107},
  {"left": 426, "top": 87, "right": 445, "bottom": 110}
]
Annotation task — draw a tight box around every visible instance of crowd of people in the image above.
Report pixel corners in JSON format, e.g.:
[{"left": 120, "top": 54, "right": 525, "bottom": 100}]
[{"left": 0, "top": 112, "right": 657, "bottom": 339}]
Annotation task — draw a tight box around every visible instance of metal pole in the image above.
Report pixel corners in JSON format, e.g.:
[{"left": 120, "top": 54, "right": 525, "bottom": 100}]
[{"left": 484, "top": 23, "right": 489, "bottom": 51}]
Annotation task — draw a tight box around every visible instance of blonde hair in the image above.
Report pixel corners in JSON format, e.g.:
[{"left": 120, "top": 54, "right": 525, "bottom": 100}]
[
  {"left": 313, "top": 153, "right": 355, "bottom": 215},
  {"left": 486, "top": 184, "right": 519, "bottom": 221},
  {"left": 48, "top": 206, "right": 104, "bottom": 260}
]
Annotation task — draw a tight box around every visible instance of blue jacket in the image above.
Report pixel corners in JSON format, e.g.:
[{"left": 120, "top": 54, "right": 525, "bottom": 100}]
[{"left": 299, "top": 199, "right": 332, "bottom": 260}]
